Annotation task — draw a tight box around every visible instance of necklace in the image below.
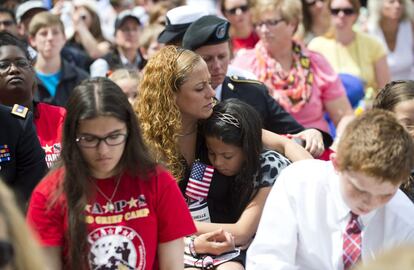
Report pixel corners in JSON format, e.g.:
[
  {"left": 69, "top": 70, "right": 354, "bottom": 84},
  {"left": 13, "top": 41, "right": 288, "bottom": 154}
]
[
  {"left": 177, "top": 128, "right": 197, "bottom": 137},
  {"left": 94, "top": 175, "right": 122, "bottom": 213}
]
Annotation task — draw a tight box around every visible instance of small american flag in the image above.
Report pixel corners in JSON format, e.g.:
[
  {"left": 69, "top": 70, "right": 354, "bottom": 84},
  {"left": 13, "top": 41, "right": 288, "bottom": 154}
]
[{"left": 185, "top": 161, "right": 214, "bottom": 200}]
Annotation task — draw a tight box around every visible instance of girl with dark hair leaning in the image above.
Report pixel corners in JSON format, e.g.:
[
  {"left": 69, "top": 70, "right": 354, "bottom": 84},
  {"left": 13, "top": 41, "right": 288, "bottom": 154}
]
[
  {"left": 373, "top": 80, "right": 414, "bottom": 202},
  {"left": 27, "top": 77, "right": 196, "bottom": 270},
  {"left": 184, "top": 99, "right": 291, "bottom": 270}
]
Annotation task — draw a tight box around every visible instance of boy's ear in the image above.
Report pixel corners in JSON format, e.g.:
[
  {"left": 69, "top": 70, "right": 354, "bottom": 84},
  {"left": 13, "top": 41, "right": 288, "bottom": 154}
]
[{"left": 28, "top": 35, "right": 36, "bottom": 49}]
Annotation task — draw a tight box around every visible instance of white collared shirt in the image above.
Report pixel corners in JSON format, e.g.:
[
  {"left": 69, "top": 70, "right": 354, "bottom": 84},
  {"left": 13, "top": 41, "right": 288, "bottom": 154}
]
[{"left": 247, "top": 159, "right": 414, "bottom": 270}]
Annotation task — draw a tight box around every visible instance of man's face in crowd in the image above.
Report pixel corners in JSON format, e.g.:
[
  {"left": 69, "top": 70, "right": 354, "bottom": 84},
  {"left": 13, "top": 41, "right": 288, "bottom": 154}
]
[
  {"left": 194, "top": 42, "right": 230, "bottom": 89},
  {"left": 0, "top": 12, "right": 18, "bottom": 36}
]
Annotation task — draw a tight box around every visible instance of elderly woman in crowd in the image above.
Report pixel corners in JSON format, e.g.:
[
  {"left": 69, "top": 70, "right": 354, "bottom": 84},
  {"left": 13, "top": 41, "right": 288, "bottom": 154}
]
[
  {"left": 308, "top": 0, "right": 390, "bottom": 92},
  {"left": 367, "top": 0, "right": 414, "bottom": 81},
  {"left": 233, "top": 0, "right": 353, "bottom": 136}
]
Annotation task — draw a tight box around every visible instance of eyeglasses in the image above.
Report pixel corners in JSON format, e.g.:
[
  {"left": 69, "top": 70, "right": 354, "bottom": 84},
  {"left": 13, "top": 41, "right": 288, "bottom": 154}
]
[
  {"left": 0, "top": 240, "right": 14, "bottom": 267},
  {"left": 306, "top": 0, "right": 325, "bottom": 6},
  {"left": 225, "top": 4, "right": 249, "bottom": 15},
  {"left": 330, "top": 8, "right": 355, "bottom": 16},
  {"left": 0, "top": 59, "right": 31, "bottom": 73},
  {"left": 0, "top": 20, "right": 14, "bottom": 26},
  {"left": 76, "top": 133, "right": 128, "bottom": 148},
  {"left": 254, "top": 18, "right": 284, "bottom": 29}
]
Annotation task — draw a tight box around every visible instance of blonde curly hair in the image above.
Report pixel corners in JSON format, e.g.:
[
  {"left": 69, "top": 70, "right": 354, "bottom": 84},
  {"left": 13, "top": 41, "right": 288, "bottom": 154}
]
[{"left": 135, "top": 46, "right": 203, "bottom": 181}]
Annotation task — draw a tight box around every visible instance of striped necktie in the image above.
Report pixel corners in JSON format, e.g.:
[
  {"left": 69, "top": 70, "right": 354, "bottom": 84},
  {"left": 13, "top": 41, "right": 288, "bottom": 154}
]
[{"left": 343, "top": 212, "right": 361, "bottom": 269}]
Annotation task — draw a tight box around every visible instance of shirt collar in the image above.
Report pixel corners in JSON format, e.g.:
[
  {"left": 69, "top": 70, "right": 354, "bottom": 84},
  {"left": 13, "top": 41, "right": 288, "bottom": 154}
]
[
  {"left": 215, "top": 83, "right": 223, "bottom": 101},
  {"left": 329, "top": 163, "right": 377, "bottom": 228},
  {"left": 119, "top": 51, "right": 141, "bottom": 67}
]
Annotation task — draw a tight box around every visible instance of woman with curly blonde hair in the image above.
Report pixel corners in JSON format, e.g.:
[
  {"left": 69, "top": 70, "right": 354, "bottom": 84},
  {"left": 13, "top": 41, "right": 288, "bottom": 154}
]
[
  {"left": 136, "top": 45, "right": 312, "bottom": 182},
  {"left": 135, "top": 46, "right": 212, "bottom": 180}
]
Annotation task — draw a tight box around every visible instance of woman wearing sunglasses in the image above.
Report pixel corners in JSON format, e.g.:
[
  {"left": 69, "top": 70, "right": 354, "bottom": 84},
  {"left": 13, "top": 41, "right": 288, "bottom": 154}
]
[
  {"left": 232, "top": 0, "right": 353, "bottom": 138},
  {"left": 308, "top": 0, "right": 390, "bottom": 93},
  {"left": 220, "top": 0, "right": 259, "bottom": 56}
]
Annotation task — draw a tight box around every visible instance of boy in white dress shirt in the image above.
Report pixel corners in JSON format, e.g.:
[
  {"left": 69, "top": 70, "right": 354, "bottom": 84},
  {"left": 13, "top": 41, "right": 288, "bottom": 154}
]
[{"left": 247, "top": 109, "right": 414, "bottom": 270}]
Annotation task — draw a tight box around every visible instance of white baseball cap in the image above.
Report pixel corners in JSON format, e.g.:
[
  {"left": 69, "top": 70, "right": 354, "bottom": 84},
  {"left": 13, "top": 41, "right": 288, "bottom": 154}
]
[{"left": 157, "top": 5, "right": 209, "bottom": 44}]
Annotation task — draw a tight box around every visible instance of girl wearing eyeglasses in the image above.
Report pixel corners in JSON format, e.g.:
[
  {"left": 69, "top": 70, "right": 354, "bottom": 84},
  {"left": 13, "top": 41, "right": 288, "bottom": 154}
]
[
  {"left": 232, "top": 0, "right": 354, "bottom": 138},
  {"left": 27, "top": 77, "right": 196, "bottom": 270},
  {"left": 308, "top": 0, "right": 390, "bottom": 93},
  {"left": 220, "top": 0, "right": 259, "bottom": 56}
]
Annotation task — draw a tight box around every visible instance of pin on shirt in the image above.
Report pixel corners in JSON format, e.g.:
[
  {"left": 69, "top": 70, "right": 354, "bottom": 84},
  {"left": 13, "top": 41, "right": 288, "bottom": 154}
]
[{"left": 11, "top": 104, "right": 28, "bottom": 119}]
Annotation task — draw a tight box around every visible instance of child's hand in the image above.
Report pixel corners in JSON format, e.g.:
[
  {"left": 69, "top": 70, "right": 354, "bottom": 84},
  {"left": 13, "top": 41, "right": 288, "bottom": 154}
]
[{"left": 194, "top": 229, "right": 235, "bottom": 255}]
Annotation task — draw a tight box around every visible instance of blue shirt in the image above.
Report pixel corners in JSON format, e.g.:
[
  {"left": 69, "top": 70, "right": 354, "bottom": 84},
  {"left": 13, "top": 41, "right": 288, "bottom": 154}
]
[{"left": 36, "top": 70, "right": 61, "bottom": 97}]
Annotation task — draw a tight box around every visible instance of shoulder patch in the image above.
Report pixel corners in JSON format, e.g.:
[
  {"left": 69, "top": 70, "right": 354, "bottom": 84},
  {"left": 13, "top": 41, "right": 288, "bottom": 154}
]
[
  {"left": 229, "top": 75, "right": 262, "bottom": 85},
  {"left": 11, "top": 104, "right": 28, "bottom": 119}
]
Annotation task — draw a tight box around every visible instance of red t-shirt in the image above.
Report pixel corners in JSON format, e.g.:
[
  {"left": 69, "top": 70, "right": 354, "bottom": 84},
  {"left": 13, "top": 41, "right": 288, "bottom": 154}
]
[
  {"left": 27, "top": 167, "right": 196, "bottom": 269},
  {"left": 33, "top": 103, "right": 66, "bottom": 168},
  {"left": 231, "top": 31, "right": 259, "bottom": 54}
]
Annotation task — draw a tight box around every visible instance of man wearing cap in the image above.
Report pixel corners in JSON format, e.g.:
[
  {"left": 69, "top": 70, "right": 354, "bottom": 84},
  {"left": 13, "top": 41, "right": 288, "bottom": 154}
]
[
  {"left": 183, "top": 15, "right": 332, "bottom": 157},
  {"left": 157, "top": 5, "right": 209, "bottom": 46},
  {"left": 15, "top": 0, "right": 47, "bottom": 39},
  {"left": 90, "top": 9, "right": 145, "bottom": 77},
  {"left": 0, "top": 7, "right": 18, "bottom": 36}
]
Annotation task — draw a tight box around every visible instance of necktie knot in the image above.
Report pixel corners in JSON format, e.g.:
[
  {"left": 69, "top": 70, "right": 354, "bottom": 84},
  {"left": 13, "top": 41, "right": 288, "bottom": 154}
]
[{"left": 346, "top": 213, "right": 361, "bottom": 234}]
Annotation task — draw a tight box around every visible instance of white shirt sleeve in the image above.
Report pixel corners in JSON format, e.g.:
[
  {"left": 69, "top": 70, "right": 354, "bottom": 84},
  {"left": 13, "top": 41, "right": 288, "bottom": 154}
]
[
  {"left": 246, "top": 168, "right": 300, "bottom": 270},
  {"left": 90, "top": 58, "right": 109, "bottom": 78}
]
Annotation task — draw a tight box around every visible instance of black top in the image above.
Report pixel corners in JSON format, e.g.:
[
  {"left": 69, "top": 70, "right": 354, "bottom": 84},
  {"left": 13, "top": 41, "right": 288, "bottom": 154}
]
[
  {"left": 179, "top": 133, "right": 291, "bottom": 223},
  {"left": 0, "top": 104, "right": 47, "bottom": 202},
  {"left": 35, "top": 59, "right": 89, "bottom": 107}
]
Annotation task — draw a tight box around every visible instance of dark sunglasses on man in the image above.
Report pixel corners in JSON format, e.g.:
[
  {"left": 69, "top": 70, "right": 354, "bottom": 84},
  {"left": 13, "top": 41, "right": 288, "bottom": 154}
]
[
  {"left": 330, "top": 8, "right": 355, "bottom": 16},
  {"left": 225, "top": 4, "right": 249, "bottom": 15}
]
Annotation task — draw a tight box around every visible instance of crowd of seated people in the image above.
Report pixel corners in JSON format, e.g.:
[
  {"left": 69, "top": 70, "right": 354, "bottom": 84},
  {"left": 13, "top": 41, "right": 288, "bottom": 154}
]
[{"left": 0, "top": 0, "right": 414, "bottom": 269}]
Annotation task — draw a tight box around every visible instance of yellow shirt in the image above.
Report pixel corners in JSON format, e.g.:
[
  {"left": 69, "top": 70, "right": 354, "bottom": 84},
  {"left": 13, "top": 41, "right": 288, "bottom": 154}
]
[{"left": 308, "top": 31, "right": 386, "bottom": 90}]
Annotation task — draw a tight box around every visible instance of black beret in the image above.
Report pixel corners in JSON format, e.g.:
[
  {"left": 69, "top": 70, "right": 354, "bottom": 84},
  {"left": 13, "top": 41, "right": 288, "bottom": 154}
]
[{"left": 182, "top": 15, "right": 230, "bottom": 51}]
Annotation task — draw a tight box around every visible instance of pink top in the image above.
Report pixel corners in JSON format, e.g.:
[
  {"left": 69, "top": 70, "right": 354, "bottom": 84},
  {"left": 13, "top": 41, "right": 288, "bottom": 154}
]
[{"left": 232, "top": 45, "right": 346, "bottom": 132}]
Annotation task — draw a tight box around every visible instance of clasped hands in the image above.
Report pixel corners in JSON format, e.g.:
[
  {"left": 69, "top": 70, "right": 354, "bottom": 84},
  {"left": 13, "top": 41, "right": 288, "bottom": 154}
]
[{"left": 193, "top": 229, "right": 235, "bottom": 256}]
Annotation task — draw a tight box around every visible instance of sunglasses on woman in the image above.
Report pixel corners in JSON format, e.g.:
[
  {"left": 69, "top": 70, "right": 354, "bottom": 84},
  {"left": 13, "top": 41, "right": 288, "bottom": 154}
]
[
  {"left": 330, "top": 8, "right": 355, "bottom": 16},
  {"left": 225, "top": 4, "right": 249, "bottom": 15}
]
